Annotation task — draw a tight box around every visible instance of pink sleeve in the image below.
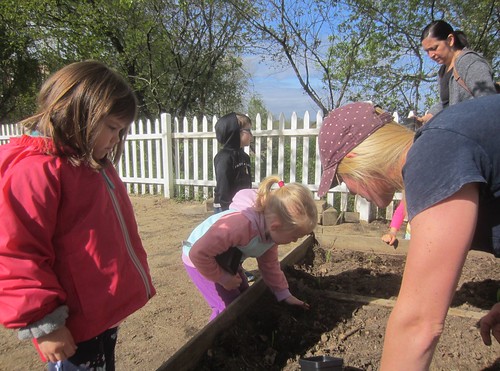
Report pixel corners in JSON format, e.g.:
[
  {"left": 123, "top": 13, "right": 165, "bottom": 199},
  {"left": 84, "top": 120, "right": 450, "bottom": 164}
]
[
  {"left": 390, "top": 201, "right": 406, "bottom": 230},
  {"left": 189, "top": 213, "right": 254, "bottom": 283},
  {"left": 256, "top": 246, "right": 290, "bottom": 301}
]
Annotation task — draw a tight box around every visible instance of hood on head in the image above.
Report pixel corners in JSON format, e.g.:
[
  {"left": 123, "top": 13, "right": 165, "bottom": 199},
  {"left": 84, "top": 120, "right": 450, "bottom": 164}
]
[{"left": 215, "top": 112, "right": 241, "bottom": 150}]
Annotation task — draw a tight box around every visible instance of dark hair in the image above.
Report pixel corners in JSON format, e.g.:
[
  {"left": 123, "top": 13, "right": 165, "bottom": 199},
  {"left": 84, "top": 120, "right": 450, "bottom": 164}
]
[{"left": 421, "top": 20, "right": 468, "bottom": 49}]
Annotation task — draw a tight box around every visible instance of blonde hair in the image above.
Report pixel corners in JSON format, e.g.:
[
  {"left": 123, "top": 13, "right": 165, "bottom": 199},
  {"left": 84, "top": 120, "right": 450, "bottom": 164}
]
[
  {"left": 254, "top": 175, "right": 317, "bottom": 232},
  {"left": 19, "top": 60, "right": 137, "bottom": 169},
  {"left": 337, "top": 122, "right": 414, "bottom": 190},
  {"left": 235, "top": 113, "right": 252, "bottom": 129}
]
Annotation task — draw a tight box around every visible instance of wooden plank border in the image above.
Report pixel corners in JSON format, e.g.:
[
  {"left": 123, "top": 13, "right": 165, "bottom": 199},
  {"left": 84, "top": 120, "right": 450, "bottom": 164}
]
[{"left": 156, "top": 234, "right": 316, "bottom": 371}]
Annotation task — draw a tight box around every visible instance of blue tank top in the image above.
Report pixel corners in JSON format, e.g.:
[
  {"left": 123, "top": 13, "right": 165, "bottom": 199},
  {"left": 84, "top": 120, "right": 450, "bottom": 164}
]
[{"left": 404, "top": 95, "right": 500, "bottom": 257}]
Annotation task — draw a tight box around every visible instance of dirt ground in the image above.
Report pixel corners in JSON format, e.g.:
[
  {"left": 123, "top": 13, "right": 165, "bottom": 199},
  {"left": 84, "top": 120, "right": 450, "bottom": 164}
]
[{"left": 0, "top": 196, "right": 499, "bottom": 371}]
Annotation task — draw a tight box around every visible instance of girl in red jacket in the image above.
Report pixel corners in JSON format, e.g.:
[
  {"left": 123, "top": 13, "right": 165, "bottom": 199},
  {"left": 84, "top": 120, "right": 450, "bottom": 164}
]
[{"left": 0, "top": 61, "right": 155, "bottom": 370}]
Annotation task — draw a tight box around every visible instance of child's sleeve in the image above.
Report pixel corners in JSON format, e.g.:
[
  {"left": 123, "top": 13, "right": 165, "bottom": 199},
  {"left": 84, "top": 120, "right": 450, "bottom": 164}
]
[
  {"left": 0, "top": 160, "right": 66, "bottom": 330},
  {"left": 17, "top": 305, "right": 68, "bottom": 340},
  {"left": 256, "top": 247, "right": 291, "bottom": 301},
  {"left": 389, "top": 201, "right": 406, "bottom": 230}
]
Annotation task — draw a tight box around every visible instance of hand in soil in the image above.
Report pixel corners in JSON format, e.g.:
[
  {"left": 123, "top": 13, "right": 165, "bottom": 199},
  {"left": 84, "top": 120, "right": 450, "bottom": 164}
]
[
  {"left": 479, "top": 302, "right": 500, "bottom": 345},
  {"left": 284, "top": 295, "right": 310, "bottom": 309}
]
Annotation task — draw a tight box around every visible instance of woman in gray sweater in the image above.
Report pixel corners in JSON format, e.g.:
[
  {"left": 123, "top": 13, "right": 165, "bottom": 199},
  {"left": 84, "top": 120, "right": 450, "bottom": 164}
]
[{"left": 418, "top": 20, "right": 496, "bottom": 124}]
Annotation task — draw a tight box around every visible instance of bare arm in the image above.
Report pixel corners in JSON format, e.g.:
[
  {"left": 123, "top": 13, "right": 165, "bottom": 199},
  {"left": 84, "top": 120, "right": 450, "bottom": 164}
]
[{"left": 380, "top": 183, "right": 479, "bottom": 370}]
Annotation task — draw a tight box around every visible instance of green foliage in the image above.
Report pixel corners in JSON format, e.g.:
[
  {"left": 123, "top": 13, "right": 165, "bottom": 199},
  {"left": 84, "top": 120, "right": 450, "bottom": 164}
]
[
  {"left": 0, "top": 0, "right": 251, "bottom": 123},
  {"left": 247, "top": 94, "right": 269, "bottom": 125},
  {"left": 0, "top": 0, "right": 43, "bottom": 122},
  {"left": 1, "top": 0, "right": 497, "bottom": 123},
  {"left": 234, "top": 0, "right": 498, "bottom": 115},
  {"left": 337, "top": 0, "right": 499, "bottom": 113}
]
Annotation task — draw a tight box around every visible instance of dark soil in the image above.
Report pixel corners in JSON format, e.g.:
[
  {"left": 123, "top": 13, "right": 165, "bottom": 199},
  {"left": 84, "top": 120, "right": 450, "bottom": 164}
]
[{"left": 196, "top": 244, "right": 500, "bottom": 371}]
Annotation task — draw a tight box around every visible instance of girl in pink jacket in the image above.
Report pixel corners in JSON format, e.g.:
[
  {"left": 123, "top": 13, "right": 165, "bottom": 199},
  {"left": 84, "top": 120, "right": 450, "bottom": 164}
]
[{"left": 182, "top": 175, "right": 317, "bottom": 320}]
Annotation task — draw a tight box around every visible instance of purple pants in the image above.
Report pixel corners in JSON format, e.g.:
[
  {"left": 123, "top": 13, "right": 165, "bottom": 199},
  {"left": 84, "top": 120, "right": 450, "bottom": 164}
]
[{"left": 184, "top": 263, "right": 249, "bottom": 321}]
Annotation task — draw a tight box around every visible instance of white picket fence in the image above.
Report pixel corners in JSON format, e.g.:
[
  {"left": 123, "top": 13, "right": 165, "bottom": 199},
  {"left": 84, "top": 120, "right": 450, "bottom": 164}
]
[{"left": 0, "top": 112, "right": 402, "bottom": 222}]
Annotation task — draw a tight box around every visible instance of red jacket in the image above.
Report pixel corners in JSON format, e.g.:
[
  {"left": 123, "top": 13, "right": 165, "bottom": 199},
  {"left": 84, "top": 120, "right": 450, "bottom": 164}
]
[{"left": 0, "top": 135, "right": 155, "bottom": 343}]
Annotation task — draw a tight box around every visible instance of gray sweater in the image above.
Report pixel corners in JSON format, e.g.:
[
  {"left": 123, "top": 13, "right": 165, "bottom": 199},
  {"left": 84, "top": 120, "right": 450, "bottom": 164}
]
[{"left": 429, "top": 49, "right": 496, "bottom": 116}]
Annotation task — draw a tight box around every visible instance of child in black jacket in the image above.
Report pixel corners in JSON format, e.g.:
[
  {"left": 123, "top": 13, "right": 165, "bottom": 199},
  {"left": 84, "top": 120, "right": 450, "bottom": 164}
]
[{"left": 213, "top": 112, "right": 253, "bottom": 212}]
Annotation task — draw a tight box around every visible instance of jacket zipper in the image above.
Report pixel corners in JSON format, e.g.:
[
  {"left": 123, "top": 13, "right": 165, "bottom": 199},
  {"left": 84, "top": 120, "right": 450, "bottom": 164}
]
[{"left": 101, "top": 169, "right": 152, "bottom": 299}]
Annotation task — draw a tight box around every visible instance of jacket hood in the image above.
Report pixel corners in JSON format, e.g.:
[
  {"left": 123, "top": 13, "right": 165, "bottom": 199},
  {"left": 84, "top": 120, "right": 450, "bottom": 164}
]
[
  {"left": 215, "top": 112, "right": 241, "bottom": 150},
  {"left": 11, "top": 135, "right": 57, "bottom": 155},
  {"left": 230, "top": 189, "right": 271, "bottom": 243}
]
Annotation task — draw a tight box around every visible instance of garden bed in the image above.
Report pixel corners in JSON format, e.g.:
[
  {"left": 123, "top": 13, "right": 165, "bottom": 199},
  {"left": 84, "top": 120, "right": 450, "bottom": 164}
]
[{"left": 192, "top": 240, "right": 500, "bottom": 370}]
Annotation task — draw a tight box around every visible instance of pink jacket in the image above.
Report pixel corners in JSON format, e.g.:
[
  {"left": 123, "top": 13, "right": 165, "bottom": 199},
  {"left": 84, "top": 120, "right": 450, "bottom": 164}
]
[
  {"left": 0, "top": 136, "right": 155, "bottom": 343},
  {"left": 183, "top": 189, "right": 291, "bottom": 301}
]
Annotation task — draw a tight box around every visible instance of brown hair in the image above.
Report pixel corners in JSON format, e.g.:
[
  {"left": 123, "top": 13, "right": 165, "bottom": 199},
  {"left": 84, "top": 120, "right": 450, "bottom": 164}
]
[
  {"left": 235, "top": 113, "right": 252, "bottom": 129},
  {"left": 19, "top": 60, "right": 137, "bottom": 169},
  {"left": 255, "top": 175, "right": 317, "bottom": 233}
]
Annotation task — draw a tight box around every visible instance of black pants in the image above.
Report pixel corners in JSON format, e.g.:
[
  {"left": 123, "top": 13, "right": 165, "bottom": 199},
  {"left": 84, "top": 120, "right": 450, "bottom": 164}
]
[{"left": 47, "top": 327, "right": 118, "bottom": 371}]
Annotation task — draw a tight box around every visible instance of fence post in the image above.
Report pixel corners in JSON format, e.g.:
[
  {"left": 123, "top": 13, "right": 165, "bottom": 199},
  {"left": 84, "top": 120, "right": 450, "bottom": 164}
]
[
  {"left": 161, "top": 113, "right": 174, "bottom": 198},
  {"left": 356, "top": 196, "right": 376, "bottom": 222}
]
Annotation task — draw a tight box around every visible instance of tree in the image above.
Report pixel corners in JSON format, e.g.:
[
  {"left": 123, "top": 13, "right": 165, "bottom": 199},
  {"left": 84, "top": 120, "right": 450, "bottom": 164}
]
[
  {"left": 228, "top": 0, "right": 499, "bottom": 115},
  {"left": 0, "top": 1, "right": 43, "bottom": 123},
  {"left": 2, "top": 0, "right": 497, "bottom": 122},
  {"left": 246, "top": 94, "right": 269, "bottom": 124},
  {"left": 143, "top": 0, "right": 251, "bottom": 118},
  {"left": 228, "top": 0, "right": 336, "bottom": 114},
  {"left": 0, "top": 0, "right": 251, "bottom": 122},
  {"left": 341, "top": 0, "right": 499, "bottom": 113}
]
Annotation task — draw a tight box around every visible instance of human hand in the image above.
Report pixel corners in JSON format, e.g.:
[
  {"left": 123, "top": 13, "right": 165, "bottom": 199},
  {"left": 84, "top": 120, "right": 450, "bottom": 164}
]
[
  {"left": 416, "top": 113, "right": 433, "bottom": 126},
  {"left": 37, "top": 326, "right": 77, "bottom": 363},
  {"left": 221, "top": 273, "right": 242, "bottom": 291},
  {"left": 381, "top": 233, "right": 398, "bottom": 246},
  {"left": 479, "top": 302, "right": 500, "bottom": 346},
  {"left": 284, "top": 295, "right": 310, "bottom": 310}
]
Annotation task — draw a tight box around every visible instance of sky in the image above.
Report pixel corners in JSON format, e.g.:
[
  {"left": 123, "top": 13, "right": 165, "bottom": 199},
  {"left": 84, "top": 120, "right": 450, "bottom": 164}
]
[
  {"left": 244, "top": 53, "right": 431, "bottom": 122},
  {"left": 243, "top": 55, "right": 322, "bottom": 118}
]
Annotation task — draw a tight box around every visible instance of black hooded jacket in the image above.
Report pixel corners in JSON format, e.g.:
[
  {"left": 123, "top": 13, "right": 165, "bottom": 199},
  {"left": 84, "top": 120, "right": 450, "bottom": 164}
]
[{"left": 214, "top": 113, "right": 252, "bottom": 210}]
